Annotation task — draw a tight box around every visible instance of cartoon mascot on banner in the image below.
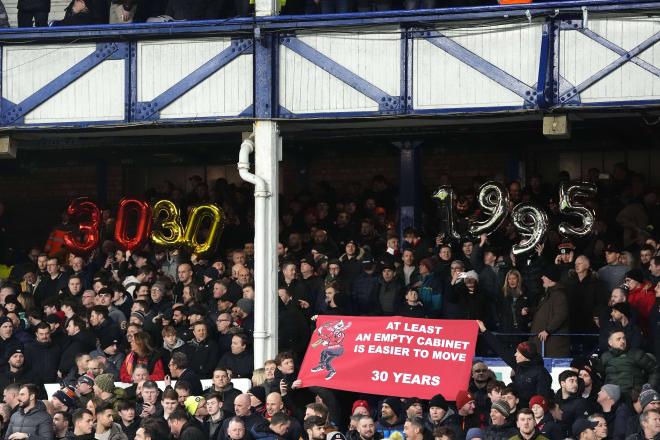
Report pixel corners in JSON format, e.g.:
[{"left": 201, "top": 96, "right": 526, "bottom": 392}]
[{"left": 310, "top": 320, "right": 352, "bottom": 380}]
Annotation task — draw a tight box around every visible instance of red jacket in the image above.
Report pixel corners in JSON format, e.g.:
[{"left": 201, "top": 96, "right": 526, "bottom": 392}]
[{"left": 628, "top": 281, "right": 655, "bottom": 334}]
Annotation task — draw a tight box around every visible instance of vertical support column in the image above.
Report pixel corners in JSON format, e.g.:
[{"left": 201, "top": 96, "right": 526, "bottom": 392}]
[
  {"left": 254, "top": 121, "right": 280, "bottom": 366},
  {"left": 396, "top": 141, "right": 422, "bottom": 238}
]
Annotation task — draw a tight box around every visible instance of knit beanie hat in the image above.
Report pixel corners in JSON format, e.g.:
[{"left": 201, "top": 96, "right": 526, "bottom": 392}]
[
  {"left": 491, "top": 400, "right": 511, "bottom": 418},
  {"left": 516, "top": 341, "right": 537, "bottom": 360},
  {"left": 95, "top": 373, "right": 115, "bottom": 393},
  {"left": 429, "top": 394, "right": 449, "bottom": 411},
  {"left": 529, "top": 395, "right": 548, "bottom": 413},
  {"left": 601, "top": 384, "right": 621, "bottom": 403},
  {"left": 455, "top": 390, "right": 474, "bottom": 410},
  {"left": 352, "top": 400, "right": 370, "bottom": 415},
  {"left": 236, "top": 298, "right": 254, "bottom": 315},
  {"left": 53, "top": 386, "right": 77, "bottom": 408},
  {"left": 248, "top": 386, "right": 266, "bottom": 404},
  {"left": 625, "top": 269, "right": 644, "bottom": 284},
  {"left": 466, "top": 428, "right": 483, "bottom": 440},
  {"left": 382, "top": 397, "right": 402, "bottom": 415},
  {"left": 640, "top": 384, "right": 660, "bottom": 409},
  {"left": 184, "top": 396, "right": 203, "bottom": 416}
]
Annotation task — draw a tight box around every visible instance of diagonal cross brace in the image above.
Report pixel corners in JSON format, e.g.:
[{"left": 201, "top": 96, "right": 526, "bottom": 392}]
[
  {"left": 1, "top": 42, "right": 127, "bottom": 125},
  {"left": 579, "top": 28, "right": 660, "bottom": 78},
  {"left": 280, "top": 36, "right": 404, "bottom": 113},
  {"left": 559, "top": 30, "right": 660, "bottom": 103},
  {"left": 132, "top": 38, "right": 253, "bottom": 121},
  {"left": 417, "top": 30, "right": 538, "bottom": 105}
]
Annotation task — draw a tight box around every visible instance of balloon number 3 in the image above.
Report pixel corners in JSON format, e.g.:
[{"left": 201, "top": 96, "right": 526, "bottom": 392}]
[
  {"left": 151, "top": 200, "right": 184, "bottom": 246},
  {"left": 63, "top": 198, "right": 101, "bottom": 254}
]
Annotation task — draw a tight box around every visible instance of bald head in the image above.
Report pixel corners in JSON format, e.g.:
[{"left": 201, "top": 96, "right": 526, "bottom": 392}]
[
  {"left": 266, "top": 392, "right": 284, "bottom": 416},
  {"left": 235, "top": 394, "right": 251, "bottom": 416}
]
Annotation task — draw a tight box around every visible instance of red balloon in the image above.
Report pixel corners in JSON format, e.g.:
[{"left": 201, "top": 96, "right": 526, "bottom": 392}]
[
  {"left": 114, "top": 198, "right": 152, "bottom": 251},
  {"left": 63, "top": 198, "right": 101, "bottom": 254}
]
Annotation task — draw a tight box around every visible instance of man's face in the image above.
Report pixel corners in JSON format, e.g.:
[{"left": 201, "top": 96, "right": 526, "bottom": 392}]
[
  {"left": 98, "top": 409, "right": 114, "bottom": 429},
  {"left": 68, "top": 277, "right": 82, "bottom": 296},
  {"left": 213, "top": 370, "right": 230, "bottom": 388},
  {"left": 438, "top": 247, "right": 451, "bottom": 261},
  {"left": 193, "top": 324, "right": 207, "bottom": 341},
  {"left": 358, "top": 418, "right": 375, "bottom": 440},
  {"left": 307, "top": 425, "right": 326, "bottom": 440},
  {"left": 72, "top": 257, "right": 84, "bottom": 272},
  {"left": 472, "top": 363, "right": 488, "bottom": 382},
  {"left": 403, "top": 421, "right": 418, "bottom": 440},
  {"left": 283, "top": 264, "right": 296, "bottom": 280},
  {"left": 264, "top": 363, "right": 276, "bottom": 380},
  {"left": 651, "top": 260, "right": 660, "bottom": 276},
  {"left": 579, "top": 370, "right": 593, "bottom": 387},
  {"left": 238, "top": 269, "right": 251, "bottom": 285},
  {"left": 279, "top": 358, "right": 295, "bottom": 375},
  {"left": 178, "top": 264, "right": 193, "bottom": 283},
  {"left": 235, "top": 397, "right": 250, "bottom": 416},
  {"left": 9, "top": 353, "right": 24, "bottom": 369},
  {"left": 82, "top": 291, "right": 96, "bottom": 307},
  {"left": 592, "top": 417, "right": 608, "bottom": 439},
  {"left": 206, "top": 397, "right": 221, "bottom": 416},
  {"left": 53, "top": 412, "right": 68, "bottom": 432},
  {"left": 47, "top": 259, "right": 60, "bottom": 276},
  {"left": 77, "top": 413, "right": 94, "bottom": 434},
  {"left": 142, "top": 387, "right": 158, "bottom": 404},
  {"left": 575, "top": 256, "right": 589, "bottom": 273},
  {"left": 460, "top": 401, "right": 475, "bottom": 415},
  {"left": 18, "top": 387, "right": 32, "bottom": 408},
  {"left": 517, "top": 414, "right": 535, "bottom": 435},
  {"left": 132, "top": 368, "right": 148, "bottom": 384},
  {"left": 605, "top": 251, "right": 620, "bottom": 265},
  {"left": 429, "top": 406, "right": 446, "bottom": 422},
  {"left": 119, "top": 407, "right": 135, "bottom": 423},
  {"left": 608, "top": 332, "right": 627, "bottom": 351},
  {"left": 37, "top": 255, "right": 48, "bottom": 271},
  {"left": 490, "top": 408, "right": 506, "bottom": 426},
  {"left": 562, "top": 377, "right": 579, "bottom": 394},
  {"left": 382, "top": 269, "right": 394, "bottom": 282},
  {"left": 98, "top": 293, "right": 112, "bottom": 306},
  {"left": 402, "top": 251, "right": 414, "bottom": 266},
  {"left": 231, "top": 336, "right": 246, "bottom": 354},
  {"left": 271, "top": 422, "right": 290, "bottom": 436},
  {"left": 150, "top": 286, "right": 163, "bottom": 302},
  {"left": 642, "top": 411, "right": 660, "bottom": 437},
  {"left": 135, "top": 428, "right": 147, "bottom": 440},
  {"left": 228, "top": 421, "right": 246, "bottom": 440},
  {"left": 641, "top": 250, "right": 653, "bottom": 264},
  {"left": 266, "top": 394, "right": 283, "bottom": 416},
  {"left": 162, "top": 398, "right": 178, "bottom": 413},
  {"left": 381, "top": 403, "right": 394, "bottom": 419},
  {"left": 328, "top": 264, "right": 340, "bottom": 277},
  {"left": 36, "top": 327, "right": 51, "bottom": 343},
  {"left": 0, "top": 322, "right": 13, "bottom": 339}
]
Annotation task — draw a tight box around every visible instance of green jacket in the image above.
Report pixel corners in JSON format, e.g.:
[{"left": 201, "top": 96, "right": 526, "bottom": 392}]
[{"left": 600, "top": 347, "right": 660, "bottom": 394}]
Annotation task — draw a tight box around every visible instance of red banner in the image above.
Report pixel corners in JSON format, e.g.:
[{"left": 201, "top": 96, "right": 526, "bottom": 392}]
[{"left": 298, "top": 316, "right": 478, "bottom": 399}]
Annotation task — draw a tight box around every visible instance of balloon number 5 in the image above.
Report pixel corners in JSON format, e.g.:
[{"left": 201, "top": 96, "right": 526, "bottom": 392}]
[
  {"left": 558, "top": 181, "right": 597, "bottom": 237},
  {"left": 63, "top": 198, "right": 101, "bottom": 254}
]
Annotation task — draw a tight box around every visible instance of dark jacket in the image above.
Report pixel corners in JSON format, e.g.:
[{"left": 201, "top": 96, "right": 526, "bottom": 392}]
[
  {"left": 59, "top": 330, "right": 96, "bottom": 376},
  {"left": 350, "top": 271, "right": 381, "bottom": 316},
  {"left": 554, "top": 390, "right": 589, "bottom": 435},
  {"left": 24, "top": 339, "right": 61, "bottom": 384},
  {"left": 377, "top": 278, "right": 404, "bottom": 315},
  {"left": 600, "top": 347, "right": 660, "bottom": 395},
  {"left": 481, "top": 330, "right": 552, "bottom": 408},
  {"left": 186, "top": 337, "right": 220, "bottom": 378},
  {"left": 178, "top": 368, "right": 204, "bottom": 396},
  {"left": 529, "top": 284, "right": 570, "bottom": 357},
  {"left": 177, "top": 421, "right": 207, "bottom": 440},
  {"left": 5, "top": 400, "right": 53, "bottom": 440},
  {"left": 536, "top": 413, "right": 564, "bottom": 440},
  {"left": 602, "top": 401, "right": 633, "bottom": 440},
  {"left": 481, "top": 422, "right": 517, "bottom": 440},
  {"left": 564, "top": 270, "right": 606, "bottom": 333},
  {"left": 217, "top": 350, "right": 254, "bottom": 379}
]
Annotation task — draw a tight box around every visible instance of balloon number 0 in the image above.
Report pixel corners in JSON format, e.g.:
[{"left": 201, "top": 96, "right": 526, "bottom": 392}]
[
  {"left": 434, "top": 181, "right": 597, "bottom": 256},
  {"left": 63, "top": 198, "right": 224, "bottom": 256}
]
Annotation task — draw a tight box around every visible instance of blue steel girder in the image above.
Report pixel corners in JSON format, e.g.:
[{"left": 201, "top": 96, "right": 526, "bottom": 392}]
[
  {"left": 415, "top": 29, "right": 539, "bottom": 107},
  {"left": 0, "top": 42, "right": 128, "bottom": 125},
  {"left": 558, "top": 23, "right": 660, "bottom": 104},
  {"left": 279, "top": 35, "right": 405, "bottom": 114},
  {"left": 131, "top": 38, "right": 254, "bottom": 121}
]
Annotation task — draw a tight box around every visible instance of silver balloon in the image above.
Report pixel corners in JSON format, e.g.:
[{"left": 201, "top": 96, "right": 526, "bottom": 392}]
[
  {"left": 432, "top": 185, "right": 462, "bottom": 242},
  {"left": 511, "top": 203, "right": 549, "bottom": 255},
  {"left": 558, "top": 181, "right": 597, "bottom": 237},
  {"left": 468, "top": 181, "right": 510, "bottom": 236}
]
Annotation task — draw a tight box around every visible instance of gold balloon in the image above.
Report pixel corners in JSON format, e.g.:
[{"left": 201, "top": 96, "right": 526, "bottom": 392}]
[
  {"left": 183, "top": 204, "right": 224, "bottom": 255},
  {"left": 151, "top": 199, "right": 184, "bottom": 246}
]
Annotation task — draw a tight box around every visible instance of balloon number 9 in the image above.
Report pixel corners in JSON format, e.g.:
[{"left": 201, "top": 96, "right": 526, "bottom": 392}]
[
  {"left": 183, "top": 204, "right": 224, "bottom": 255},
  {"left": 558, "top": 181, "right": 597, "bottom": 237},
  {"left": 63, "top": 198, "right": 101, "bottom": 254},
  {"left": 151, "top": 200, "right": 184, "bottom": 246},
  {"left": 511, "top": 204, "right": 549, "bottom": 256},
  {"left": 469, "top": 181, "right": 510, "bottom": 236}
]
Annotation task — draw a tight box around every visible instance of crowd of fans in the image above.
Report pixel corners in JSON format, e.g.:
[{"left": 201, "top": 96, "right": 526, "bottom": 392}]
[
  {"left": 0, "top": 162, "right": 658, "bottom": 440},
  {"left": 0, "top": 0, "right": 499, "bottom": 29}
]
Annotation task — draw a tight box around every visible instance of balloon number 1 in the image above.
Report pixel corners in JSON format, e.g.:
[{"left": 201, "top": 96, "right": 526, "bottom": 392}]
[
  {"left": 63, "top": 198, "right": 224, "bottom": 256},
  {"left": 433, "top": 181, "right": 597, "bottom": 256}
]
